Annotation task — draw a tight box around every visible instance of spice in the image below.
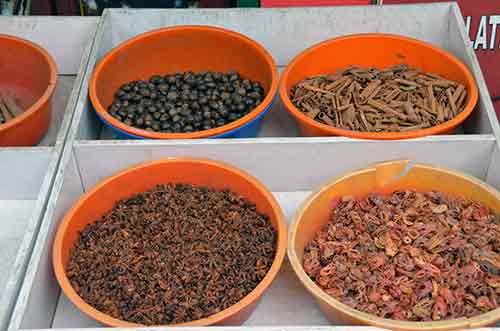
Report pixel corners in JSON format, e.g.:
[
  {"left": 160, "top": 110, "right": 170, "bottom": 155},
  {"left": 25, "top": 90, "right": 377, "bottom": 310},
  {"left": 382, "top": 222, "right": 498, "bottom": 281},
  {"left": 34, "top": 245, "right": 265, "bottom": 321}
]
[
  {"left": 108, "top": 71, "right": 265, "bottom": 133},
  {"left": 0, "top": 93, "right": 23, "bottom": 125},
  {"left": 291, "top": 65, "right": 468, "bottom": 133},
  {"left": 67, "top": 183, "right": 277, "bottom": 325},
  {"left": 303, "top": 190, "right": 500, "bottom": 321}
]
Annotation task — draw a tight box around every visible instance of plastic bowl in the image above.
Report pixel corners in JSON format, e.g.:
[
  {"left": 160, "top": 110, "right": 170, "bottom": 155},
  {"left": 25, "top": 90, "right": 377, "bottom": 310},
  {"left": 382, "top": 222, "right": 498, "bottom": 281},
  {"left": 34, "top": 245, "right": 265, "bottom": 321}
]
[
  {"left": 103, "top": 97, "right": 275, "bottom": 139},
  {"left": 280, "top": 34, "right": 479, "bottom": 140},
  {"left": 0, "top": 34, "right": 57, "bottom": 146},
  {"left": 53, "top": 158, "right": 287, "bottom": 327},
  {"left": 89, "top": 26, "right": 278, "bottom": 139},
  {"left": 288, "top": 160, "right": 500, "bottom": 330}
]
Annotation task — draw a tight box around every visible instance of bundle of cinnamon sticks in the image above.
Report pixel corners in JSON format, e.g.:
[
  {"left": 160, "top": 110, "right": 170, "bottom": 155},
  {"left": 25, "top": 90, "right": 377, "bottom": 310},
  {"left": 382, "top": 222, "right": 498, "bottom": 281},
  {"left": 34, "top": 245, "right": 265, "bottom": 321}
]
[
  {"left": 0, "top": 93, "right": 24, "bottom": 125},
  {"left": 291, "top": 65, "right": 468, "bottom": 133}
]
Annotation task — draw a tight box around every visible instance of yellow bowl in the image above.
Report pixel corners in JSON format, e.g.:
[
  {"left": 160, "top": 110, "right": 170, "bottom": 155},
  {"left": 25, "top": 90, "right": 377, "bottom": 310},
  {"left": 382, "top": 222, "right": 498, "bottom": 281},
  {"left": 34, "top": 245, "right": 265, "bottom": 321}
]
[{"left": 288, "top": 160, "right": 500, "bottom": 330}]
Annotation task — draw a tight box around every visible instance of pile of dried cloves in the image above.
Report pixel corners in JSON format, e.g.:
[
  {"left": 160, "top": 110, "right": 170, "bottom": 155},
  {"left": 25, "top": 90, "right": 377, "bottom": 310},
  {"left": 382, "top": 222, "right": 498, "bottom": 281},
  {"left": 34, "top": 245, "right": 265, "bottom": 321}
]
[
  {"left": 0, "top": 93, "right": 24, "bottom": 125},
  {"left": 291, "top": 65, "right": 468, "bottom": 133},
  {"left": 108, "top": 71, "right": 265, "bottom": 133}
]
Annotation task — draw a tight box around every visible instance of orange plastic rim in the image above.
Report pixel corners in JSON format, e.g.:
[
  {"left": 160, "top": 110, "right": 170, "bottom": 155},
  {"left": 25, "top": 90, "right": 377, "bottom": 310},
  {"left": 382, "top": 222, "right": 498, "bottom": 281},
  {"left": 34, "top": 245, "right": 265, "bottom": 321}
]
[
  {"left": 288, "top": 160, "right": 500, "bottom": 330},
  {"left": 280, "top": 34, "right": 479, "bottom": 140},
  {"left": 89, "top": 26, "right": 278, "bottom": 139},
  {"left": 0, "top": 34, "right": 57, "bottom": 146},
  {"left": 53, "top": 158, "right": 287, "bottom": 327}
]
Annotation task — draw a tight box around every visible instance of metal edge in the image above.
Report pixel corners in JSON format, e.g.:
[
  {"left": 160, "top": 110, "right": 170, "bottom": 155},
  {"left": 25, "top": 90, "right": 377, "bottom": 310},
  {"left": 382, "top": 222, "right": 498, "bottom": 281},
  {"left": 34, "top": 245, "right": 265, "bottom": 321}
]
[
  {"left": 448, "top": 2, "right": 500, "bottom": 140},
  {"left": 73, "top": 134, "right": 498, "bottom": 148},
  {"left": 12, "top": 5, "right": 500, "bottom": 330},
  {"left": 21, "top": 327, "right": 394, "bottom": 331},
  {"left": 72, "top": 3, "right": 499, "bottom": 146},
  {"left": 0, "top": 147, "right": 56, "bottom": 331},
  {"left": 53, "top": 21, "right": 99, "bottom": 149},
  {"left": 486, "top": 140, "right": 500, "bottom": 187},
  {"left": 7, "top": 142, "right": 76, "bottom": 331},
  {"left": 7, "top": 17, "right": 100, "bottom": 331},
  {"left": 16, "top": 326, "right": 500, "bottom": 331},
  {"left": 65, "top": 10, "right": 108, "bottom": 144}
]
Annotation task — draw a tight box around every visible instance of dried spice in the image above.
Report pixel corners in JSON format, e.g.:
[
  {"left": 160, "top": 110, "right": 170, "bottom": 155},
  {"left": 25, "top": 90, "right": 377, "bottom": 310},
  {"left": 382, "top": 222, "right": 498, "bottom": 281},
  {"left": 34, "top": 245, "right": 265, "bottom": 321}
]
[
  {"left": 108, "top": 71, "right": 265, "bottom": 133},
  {"left": 291, "top": 65, "right": 468, "bottom": 133},
  {"left": 0, "top": 92, "right": 24, "bottom": 125},
  {"left": 303, "top": 190, "right": 500, "bottom": 321},
  {"left": 67, "top": 184, "right": 277, "bottom": 325}
]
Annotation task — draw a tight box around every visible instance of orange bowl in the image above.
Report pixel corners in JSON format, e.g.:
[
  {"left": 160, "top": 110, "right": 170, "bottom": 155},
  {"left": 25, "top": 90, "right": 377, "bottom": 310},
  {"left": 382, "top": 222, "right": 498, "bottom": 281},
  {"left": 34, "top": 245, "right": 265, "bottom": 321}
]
[
  {"left": 89, "top": 26, "right": 278, "bottom": 139},
  {"left": 53, "top": 158, "right": 286, "bottom": 327},
  {"left": 288, "top": 160, "right": 500, "bottom": 330},
  {"left": 280, "top": 34, "right": 479, "bottom": 140},
  {"left": 0, "top": 34, "right": 57, "bottom": 146}
]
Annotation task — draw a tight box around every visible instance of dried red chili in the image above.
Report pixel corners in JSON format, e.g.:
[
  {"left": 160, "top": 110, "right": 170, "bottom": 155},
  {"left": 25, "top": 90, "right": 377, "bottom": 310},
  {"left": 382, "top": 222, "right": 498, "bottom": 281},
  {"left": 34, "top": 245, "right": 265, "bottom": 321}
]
[
  {"left": 303, "top": 190, "right": 500, "bottom": 321},
  {"left": 67, "top": 184, "right": 277, "bottom": 325}
]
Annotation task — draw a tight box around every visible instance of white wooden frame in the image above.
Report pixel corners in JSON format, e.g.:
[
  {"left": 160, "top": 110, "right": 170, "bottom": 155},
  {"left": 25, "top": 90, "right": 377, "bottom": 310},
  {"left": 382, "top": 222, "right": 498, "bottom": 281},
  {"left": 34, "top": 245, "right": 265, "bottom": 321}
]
[
  {"left": 9, "top": 4, "right": 500, "bottom": 331},
  {"left": 0, "top": 16, "right": 98, "bottom": 330}
]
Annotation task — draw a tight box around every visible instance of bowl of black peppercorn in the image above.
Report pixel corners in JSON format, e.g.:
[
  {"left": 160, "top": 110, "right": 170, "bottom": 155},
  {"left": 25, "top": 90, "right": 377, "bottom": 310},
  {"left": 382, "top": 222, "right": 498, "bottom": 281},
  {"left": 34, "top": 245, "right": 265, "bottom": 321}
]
[{"left": 89, "top": 26, "right": 278, "bottom": 139}]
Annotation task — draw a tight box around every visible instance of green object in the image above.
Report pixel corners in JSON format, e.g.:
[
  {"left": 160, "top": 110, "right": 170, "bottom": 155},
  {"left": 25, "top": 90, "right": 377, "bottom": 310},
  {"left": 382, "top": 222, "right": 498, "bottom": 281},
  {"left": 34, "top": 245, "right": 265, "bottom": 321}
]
[{"left": 236, "top": 0, "right": 259, "bottom": 7}]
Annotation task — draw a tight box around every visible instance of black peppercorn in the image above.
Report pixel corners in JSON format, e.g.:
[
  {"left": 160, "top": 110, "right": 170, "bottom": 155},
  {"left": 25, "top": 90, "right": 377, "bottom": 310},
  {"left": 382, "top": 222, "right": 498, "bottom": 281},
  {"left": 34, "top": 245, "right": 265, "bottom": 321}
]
[
  {"left": 228, "top": 71, "right": 239, "bottom": 81},
  {"left": 228, "top": 113, "right": 238, "bottom": 121},
  {"left": 108, "top": 71, "right": 265, "bottom": 134},
  {"left": 150, "top": 75, "right": 163, "bottom": 84},
  {"left": 168, "top": 108, "right": 178, "bottom": 117},
  {"left": 199, "top": 96, "right": 208, "bottom": 105},
  {"left": 219, "top": 107, "right": 229, "bottom": 118},
  {"left": 167, "top": 91, "right": 178, "bottom": 101},
  {"left": 172, "top": 123, "right": 181, "bottom": 132},
  {"left": 237, "top": 88, "right": 246, "bottom": 96},
  {"left": 136, "top": 118, "right": 144, "bottom": 127}
]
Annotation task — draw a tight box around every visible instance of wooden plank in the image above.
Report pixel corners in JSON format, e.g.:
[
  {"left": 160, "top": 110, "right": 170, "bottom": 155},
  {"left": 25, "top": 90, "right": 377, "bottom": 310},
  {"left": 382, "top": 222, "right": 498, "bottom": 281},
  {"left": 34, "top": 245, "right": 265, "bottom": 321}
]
[{"left": 75, "top": 136, "right": 496, "bottom": 192}]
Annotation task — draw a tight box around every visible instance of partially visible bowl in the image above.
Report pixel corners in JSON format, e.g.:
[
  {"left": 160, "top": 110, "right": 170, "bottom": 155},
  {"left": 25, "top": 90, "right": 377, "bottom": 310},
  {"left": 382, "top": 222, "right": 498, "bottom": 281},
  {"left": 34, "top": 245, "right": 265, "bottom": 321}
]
[
  {"left": 288, "top": 160, "right": 500, "bottom": 330},
  {"left": 0, "top": 34, "right": 57, "bottom": 146},
  {"left": 280, "top": 34, "right": 478, "bottom": 140},
  {"left": 53, "top": 158, "right": 287, "bottom": 327},
  {"left": 89, "top": 26, "right": 278, "bottom": 139}
]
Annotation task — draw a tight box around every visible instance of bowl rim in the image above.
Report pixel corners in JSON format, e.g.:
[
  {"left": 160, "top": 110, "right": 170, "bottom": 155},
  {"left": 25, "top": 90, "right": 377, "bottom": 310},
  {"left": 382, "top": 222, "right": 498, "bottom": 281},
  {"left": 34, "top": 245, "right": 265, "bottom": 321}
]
[
  {"left": 279, "top": 33, "right": 479, "bottom": 140},
  {"left": 0, "top": 34, "right": 57, "bottom": 133},
  {"left": 52, "top": 157, "right": 287, "bottom": 327},
  {"left": 89, "top": 25, "right": 279, "bottom": 139},
  {"left": 287, "top": 161, "right": 500, "bottom": 330}
]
